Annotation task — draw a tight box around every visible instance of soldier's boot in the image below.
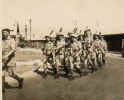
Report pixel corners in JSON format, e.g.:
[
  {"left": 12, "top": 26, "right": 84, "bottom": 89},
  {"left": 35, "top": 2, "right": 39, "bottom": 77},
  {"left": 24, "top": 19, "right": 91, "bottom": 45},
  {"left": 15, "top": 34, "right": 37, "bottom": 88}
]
[
  {"left": 103, "top": 59, "right": 106, "bottom": 65},
  {"left": 92, "top": 60, "right": 98, "bottom": 71},
  {"left": 91, "top": 64, "right": 96, "bottom": 73},
  {"left": 68, "top": 68, "right": 74, "bottom": 80},
  {"left": 10, "top": 73, "right": 24, "bottom": 89},
  {"left": 102, "top": 55, "right": 106, "bottom": 65},
  {"left": 52, "top": 66, "right": 56, "bottom": 75},
  {"left": 2, "top": 72, "right": 10, "bottom": 92},
  {"left": 94, "top": 58, "right": 99, "bottom": 69},
  {"left": 18, "top": 78, "right": 24, "bottom": 89},
  {"left": 90, "top": 64, "right": 94, "bottom": 73},
  {"left": 77, "top": 69, "right": 83, "bottom": 77},
  {"left": 54, "top": 73, "right": 59, "bottom": 79},
  {"left": 41, "top": 71, "right": 47, "bottom": 78},
  {"left": 79, "top": 69, "right": 83, "bottom": 77},
  {"left": 78, "top": 63, "right": 83, "bottom": 77},
  {"left": 54, "top": 68, "right": 59, "bottom": 79},
  {"left": 97, "top": 58, "right": 102, "bottom": 68},
  {"left": 63, "top": 66, "right": 69, "bottom": 76},
  {"left": 42, "top": 68, "right": 47, "bottom": 78},
  {"left": 88, "top": 62, "right": 94, "bottom": 74},
  {"left": 75, "top": 66, "right": 82, "bottom": 77}
]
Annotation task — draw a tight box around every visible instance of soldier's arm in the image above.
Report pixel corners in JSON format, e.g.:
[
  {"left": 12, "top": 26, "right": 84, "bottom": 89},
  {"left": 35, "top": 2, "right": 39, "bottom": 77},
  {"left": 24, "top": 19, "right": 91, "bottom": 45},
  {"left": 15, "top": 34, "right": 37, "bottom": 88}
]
[
  {"left": 56, "top": 45, "right": 64, "bottom": 54},
  {"left": 5, "top": 39, "right": 16, "bottom": 58},
  {"left": 2, "top": 40, "right": 16, "bottom": 60},
  {"left": 105, "top": 42, "right": 108, "bottom": 52},
  {"left": 2, "top": 50, "right": 15, "bottom": 60}
]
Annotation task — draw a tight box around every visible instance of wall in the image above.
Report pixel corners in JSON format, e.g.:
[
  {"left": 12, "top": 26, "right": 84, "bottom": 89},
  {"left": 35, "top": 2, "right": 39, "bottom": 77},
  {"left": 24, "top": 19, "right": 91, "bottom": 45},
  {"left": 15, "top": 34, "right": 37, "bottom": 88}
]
[{"left": 103, "top": 34, "right": 124, "bottom": 51}]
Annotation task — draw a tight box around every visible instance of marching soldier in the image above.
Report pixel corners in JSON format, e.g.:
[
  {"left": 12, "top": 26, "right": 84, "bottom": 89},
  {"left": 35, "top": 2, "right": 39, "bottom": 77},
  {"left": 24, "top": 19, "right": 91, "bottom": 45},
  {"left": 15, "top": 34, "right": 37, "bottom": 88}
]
[
  {"left": 42, "top": 36, "right": 54, "bottom": 77},
  {"left": 55, "top": 33, "right": 65, "bottom": 78},
  {"left": 70, "top": 34, "right": 82, "bottom": 76},
  {"left": 2, "top": 28, "right": 23, "bottom": 92},
  {"left": 34, "top": 28, "right": 107, "bottom": 78},
  {"left": 86, "top": 42, "right": 98, "bottom": 73},
  {"left": 34, "top": 36, "right": 55, "bottom": 78},
  {"left": 64, "top": 35, "right": 74, "bottom": 77},
  {"left": 99, "top": 35, "right": 108, "bottom": 64},
  {"left": 93, "top": 34, "right": 104, "bottom": 67},
  {"left": 34, "top": 46, "right": 47, "bottom": 77}
]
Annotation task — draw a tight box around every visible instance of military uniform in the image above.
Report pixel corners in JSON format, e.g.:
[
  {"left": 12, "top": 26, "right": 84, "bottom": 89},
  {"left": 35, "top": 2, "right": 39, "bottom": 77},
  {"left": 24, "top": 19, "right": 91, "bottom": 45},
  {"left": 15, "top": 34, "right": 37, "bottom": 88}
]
[
  {"left": 44, "top": 37, "right": 55, "bottom": 74},
  {"left": 93, "top": 34, "right": 105, "bottom": 66},
  {"left": 72, "top": 38, "right": 82, "bottom": 68},
  {"left": 55, "top": 36, "right": 65, "bottom": 73},
  {"left": 99, "top": 38, "right": 108, "bottom": 64},
  {"left": 36, "top": 49, "right": 47, "bottom": 72},
  {"left": 2, "top": 35, "right": 23, "bottom": 92},
  {"left": 64, "top": 40, "right": 73, "bottom": 75}
]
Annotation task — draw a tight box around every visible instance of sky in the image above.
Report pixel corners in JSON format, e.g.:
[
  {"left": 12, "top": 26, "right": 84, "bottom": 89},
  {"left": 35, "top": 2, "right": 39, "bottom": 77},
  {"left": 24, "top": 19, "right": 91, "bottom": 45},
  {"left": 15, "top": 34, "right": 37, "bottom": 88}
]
[{"left": 1, "top": 0, "right": 124, "bottom": 35}]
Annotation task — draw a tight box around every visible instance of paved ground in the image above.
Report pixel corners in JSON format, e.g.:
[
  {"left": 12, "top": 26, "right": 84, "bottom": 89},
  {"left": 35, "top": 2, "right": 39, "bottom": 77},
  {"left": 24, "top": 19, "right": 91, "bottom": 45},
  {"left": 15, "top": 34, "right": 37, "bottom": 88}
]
[{"left": 3, "top": 48, "right": 124, "bottom": 100}]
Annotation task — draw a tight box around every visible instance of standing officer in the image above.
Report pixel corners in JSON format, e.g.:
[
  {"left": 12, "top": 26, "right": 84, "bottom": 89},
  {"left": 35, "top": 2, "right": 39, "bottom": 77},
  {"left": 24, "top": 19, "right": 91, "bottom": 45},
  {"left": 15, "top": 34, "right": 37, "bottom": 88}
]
[{"left": 2, "top": 28, "right": 23, "bottom": 92}]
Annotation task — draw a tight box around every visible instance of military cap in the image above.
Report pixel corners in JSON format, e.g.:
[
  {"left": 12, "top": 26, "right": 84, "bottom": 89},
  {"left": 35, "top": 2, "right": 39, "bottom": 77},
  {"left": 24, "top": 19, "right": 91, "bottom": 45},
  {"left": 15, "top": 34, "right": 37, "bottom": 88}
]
[
  {"left": 68, "top": 32, "right": 75, "bottom": 37},
  {"left": 84, "top": 29, "right": 91, "bottom": 33},
  {"left": 56, "top": 32, "right": 64, "bottom": 37},
  {"left": 56, "top": 33, "right": 65, "bottom": 40},
  {"left": 45, "top": 35, "right": 49, "bottom": 38},
  {"left": 99, "top": 35, "right": 104, "bottom": 40},
  {"left": 2, "top": 28, "right": 14, "bottom": 33},
  {"left": 45, "top": 35, "right": 52, "bottom": 40},
  {"left": 93, "top": 34, "right": 99, "bottom": 39}
]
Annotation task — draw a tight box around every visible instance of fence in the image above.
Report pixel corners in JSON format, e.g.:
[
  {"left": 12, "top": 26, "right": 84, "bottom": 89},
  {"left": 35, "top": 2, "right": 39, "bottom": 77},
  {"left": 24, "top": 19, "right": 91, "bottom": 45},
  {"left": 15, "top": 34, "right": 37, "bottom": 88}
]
[{"left": 19, "top": 40, "right": 45, "bottom": 49}]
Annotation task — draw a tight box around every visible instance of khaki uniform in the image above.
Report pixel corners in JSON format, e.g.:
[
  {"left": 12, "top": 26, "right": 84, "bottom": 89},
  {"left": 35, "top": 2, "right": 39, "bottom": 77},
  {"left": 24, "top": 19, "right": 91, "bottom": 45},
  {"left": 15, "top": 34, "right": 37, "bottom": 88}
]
[
  {"left": 2, "top": 38, "right": 16, "bottom": 76},
  {"left": 65, "top": 44, "right": 73, "bottom": 72},
  {"left": 71, "top": 39, "right": 82, "bottom": 69},
  {"left": 99, "top": 40, "right": 108, "bottom": 64},
  {"left": 38, "top": 49, "right": 47, "bottom": 72},
  {"left": 44, "top": 41, "right": 54, "bottom": 70},
  {"left": 99, "top": 40, "right": 108, "bottom": 53},
  {"left": 56, "top": 39, "right": 65, "bottom": 68},
  {"left": 2, "top": 38, "right": 23, "bottom": 91}
]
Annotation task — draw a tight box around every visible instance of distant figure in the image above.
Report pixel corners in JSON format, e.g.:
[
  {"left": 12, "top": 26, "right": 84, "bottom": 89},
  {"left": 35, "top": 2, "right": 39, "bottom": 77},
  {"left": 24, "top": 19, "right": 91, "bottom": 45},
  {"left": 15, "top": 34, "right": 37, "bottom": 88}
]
[{"left": 2, "top": 28, "right": 23, "bottom": 92}]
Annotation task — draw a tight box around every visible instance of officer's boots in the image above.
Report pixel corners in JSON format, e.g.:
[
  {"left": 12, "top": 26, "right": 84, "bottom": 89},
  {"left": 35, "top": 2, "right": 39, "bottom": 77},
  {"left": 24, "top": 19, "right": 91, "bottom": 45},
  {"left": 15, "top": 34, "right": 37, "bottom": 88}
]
[
  {"left": 18, "top": 78, "right": 24, "bottom": 89},
  {"left": 11, "top": 74, "right": 24, "bottom": 89}
]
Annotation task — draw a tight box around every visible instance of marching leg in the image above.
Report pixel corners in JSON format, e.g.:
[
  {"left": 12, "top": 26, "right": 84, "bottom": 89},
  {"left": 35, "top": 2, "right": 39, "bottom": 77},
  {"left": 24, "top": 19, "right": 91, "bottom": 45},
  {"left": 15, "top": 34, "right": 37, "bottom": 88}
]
[{"left": 8, "top": 69, "right": 23, "bottom": 89}]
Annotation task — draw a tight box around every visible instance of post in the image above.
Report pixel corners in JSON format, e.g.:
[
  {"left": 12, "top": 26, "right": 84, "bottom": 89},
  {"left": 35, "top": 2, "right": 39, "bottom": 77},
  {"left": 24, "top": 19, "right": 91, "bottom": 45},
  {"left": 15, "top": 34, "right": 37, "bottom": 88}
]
[
  {"left": 25, "top": 24, "right": 27, "bottom": 40},
  {"left": 29, "top": 18, "right": 32, "bottom": 40}
]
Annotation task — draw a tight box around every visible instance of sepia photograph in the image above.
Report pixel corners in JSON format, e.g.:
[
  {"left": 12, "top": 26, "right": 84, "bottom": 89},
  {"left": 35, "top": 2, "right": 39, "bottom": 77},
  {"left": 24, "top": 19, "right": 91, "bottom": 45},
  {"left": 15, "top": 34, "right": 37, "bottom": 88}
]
[{"left": 1, "top": 0, "right": 124, "bottom": 100}]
